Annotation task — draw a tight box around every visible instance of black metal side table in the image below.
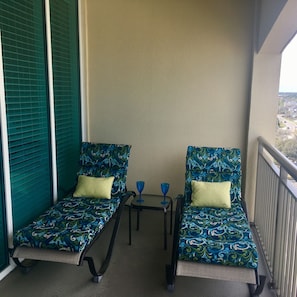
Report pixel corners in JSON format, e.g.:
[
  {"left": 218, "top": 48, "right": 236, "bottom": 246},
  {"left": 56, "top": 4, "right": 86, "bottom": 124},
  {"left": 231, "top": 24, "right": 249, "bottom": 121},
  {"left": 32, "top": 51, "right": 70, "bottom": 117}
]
[{"left": 128, "top": 194, "right": 173, "bottom": 250}]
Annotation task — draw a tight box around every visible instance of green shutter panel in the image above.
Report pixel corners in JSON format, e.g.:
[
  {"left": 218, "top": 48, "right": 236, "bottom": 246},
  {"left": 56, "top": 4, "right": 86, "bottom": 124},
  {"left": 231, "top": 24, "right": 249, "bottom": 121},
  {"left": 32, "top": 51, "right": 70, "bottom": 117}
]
[
  {"left": 0, "top": 0, "right": 52, "bottom": 229},
  {"left": 50, "top": 0, "right": 81, "bottom": 198}
]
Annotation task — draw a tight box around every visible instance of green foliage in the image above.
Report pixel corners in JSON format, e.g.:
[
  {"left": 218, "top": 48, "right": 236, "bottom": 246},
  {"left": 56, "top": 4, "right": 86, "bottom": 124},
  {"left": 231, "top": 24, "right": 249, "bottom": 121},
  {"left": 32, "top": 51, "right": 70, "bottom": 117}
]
[
  {"left": 276, "top": 137, "right": 297, "bottom": 161},
  {"left": 276, "top": 93, "right": 297, "bottom": 163}
]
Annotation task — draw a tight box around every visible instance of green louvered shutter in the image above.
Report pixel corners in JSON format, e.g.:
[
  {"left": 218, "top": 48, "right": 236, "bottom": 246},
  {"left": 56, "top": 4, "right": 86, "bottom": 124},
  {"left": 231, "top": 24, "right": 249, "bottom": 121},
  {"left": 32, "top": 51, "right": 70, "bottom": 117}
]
[
  {"left": 50, "top": 0, "right": 81, "bottom": 199},
  {"left": 0, "top": 0, "right": 52, "bottom": 229}
]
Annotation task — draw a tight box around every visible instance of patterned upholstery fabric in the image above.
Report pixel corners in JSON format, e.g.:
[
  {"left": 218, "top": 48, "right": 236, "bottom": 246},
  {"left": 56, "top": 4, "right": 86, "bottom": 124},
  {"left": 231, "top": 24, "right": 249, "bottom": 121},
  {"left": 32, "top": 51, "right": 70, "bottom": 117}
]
[
  {"left": 184, "top": 146, "right": 241, "bottom": 204},
  {"left": 178, "top": 146, "right": 258, "bottom": 269},
  {"left": 78, "top": 142, "right": 131, "bottom": 197},
  {"left": 14, "top": 142, "right": 131, "bottom": 252},
  {"left": 14, "top": 197, "right": 120, "bottom": 252}
]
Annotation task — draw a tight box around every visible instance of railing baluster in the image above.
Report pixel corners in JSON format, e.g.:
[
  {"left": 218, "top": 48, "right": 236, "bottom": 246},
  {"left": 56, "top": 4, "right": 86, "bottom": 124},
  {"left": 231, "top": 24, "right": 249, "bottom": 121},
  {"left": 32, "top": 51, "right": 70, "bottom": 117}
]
[
  {"left": 287, "top": 196, "right": 295, "bottom": 297},
  {"left": 293, "top": 213, "right": 297, "bottom": 297},
  {"left": 281, "top": 189, "right": 289, "bottom": 297}
]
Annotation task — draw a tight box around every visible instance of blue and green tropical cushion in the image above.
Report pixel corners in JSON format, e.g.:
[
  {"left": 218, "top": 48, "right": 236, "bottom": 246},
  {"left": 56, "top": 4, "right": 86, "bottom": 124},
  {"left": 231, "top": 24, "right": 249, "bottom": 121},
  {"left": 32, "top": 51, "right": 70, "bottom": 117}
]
[
  {"left": 178, "top": 202, "right": 258, "bottom": 269},
  {"left": 178, "top": 146, "right": 258, "bottom": 269},
  {"left": 14, "top": 197, "right": 121, "bottom": 252},
  {"left": 78, "top": 142, "right": 131, "bottom": 197}
]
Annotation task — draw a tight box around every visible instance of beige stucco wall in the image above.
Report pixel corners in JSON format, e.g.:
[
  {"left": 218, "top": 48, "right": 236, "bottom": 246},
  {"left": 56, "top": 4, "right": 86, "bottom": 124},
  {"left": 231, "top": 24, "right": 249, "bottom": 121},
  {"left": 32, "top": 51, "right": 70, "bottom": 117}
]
[{"left": 84, "top": 0, "right": 254, "bottom": 199}]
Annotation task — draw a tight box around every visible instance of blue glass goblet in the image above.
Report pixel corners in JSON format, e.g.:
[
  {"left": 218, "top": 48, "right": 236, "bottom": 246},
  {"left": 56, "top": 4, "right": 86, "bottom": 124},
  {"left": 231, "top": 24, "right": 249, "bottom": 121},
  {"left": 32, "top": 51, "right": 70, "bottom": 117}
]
[
  {"left": 161, "top": 182, "right": 169, "bottom": 205},
  {"left": 136, "top": 180, "right": 145, "bottom": 202}
]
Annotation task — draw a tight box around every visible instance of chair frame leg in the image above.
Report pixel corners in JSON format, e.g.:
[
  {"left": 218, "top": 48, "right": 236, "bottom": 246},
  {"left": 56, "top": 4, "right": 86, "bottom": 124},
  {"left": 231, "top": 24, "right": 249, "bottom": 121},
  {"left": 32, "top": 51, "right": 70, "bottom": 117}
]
[
  {"left": 166, "top": 264, "right": 176, "bottom": 291},
  {"left": 82, "top": 194, "right": 130, "bottom": 282},
  {"left": 166, "top": 195, "right": 184, "bottom": 291},
  {"left": 248, "top": 274, "right": 266, "bottom": 297}
]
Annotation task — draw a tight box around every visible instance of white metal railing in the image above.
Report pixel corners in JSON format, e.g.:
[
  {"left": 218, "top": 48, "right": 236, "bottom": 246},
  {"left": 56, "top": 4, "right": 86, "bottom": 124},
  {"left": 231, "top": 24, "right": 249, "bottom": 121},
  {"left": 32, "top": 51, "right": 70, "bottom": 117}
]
[{"left": 255, "top": 136, "right": 297, "bottom": 297}]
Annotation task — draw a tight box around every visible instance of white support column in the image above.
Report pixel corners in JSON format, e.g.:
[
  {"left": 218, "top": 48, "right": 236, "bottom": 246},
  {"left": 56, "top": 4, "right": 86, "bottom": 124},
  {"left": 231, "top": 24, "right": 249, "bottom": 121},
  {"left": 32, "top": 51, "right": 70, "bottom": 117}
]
[
  {"left": 45, "top": 0, "right": 58, "bottom": 204},
  {"left": 78, "top": 0, "right": 88, "bottom": 141}
]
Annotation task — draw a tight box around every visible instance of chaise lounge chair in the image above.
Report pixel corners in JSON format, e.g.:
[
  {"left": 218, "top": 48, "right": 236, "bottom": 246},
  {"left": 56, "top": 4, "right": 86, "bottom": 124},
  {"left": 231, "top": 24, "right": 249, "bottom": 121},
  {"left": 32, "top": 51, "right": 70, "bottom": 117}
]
[
  {"left": 166, "top": 146, "right": 266, "bottom": 296},
  {"left": 11, "top": 142, "right": 132, "bottom": 283}
]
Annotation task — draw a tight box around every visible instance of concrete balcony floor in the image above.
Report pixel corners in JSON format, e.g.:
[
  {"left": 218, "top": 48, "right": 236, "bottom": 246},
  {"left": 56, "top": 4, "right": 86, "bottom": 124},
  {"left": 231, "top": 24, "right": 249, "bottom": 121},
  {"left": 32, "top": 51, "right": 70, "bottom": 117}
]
[{"left": 0, "top": 208, "right": 276, "bottom": 297}]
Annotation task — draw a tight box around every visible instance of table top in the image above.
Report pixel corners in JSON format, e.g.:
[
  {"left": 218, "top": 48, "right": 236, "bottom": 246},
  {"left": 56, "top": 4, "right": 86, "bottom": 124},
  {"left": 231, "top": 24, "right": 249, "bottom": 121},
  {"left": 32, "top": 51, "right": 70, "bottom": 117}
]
[{"left": 131, "top": 194, "right": 172, "bottom": 210}]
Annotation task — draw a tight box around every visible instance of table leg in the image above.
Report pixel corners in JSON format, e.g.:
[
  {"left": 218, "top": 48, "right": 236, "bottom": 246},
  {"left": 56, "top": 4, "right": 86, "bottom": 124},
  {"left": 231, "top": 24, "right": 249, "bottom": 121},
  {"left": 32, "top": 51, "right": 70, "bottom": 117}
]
[
  {"left": 136, "top": 208, "right": 140, "bottom": 231},
  {"left": 129, "top": 205, "right": 131, "bottom": 245},
  {"left": 170, "top": 198, "right": 173, "bottom": 235},
  {"left": 164, "top": 209, "right": 167, "bottom": 250}
]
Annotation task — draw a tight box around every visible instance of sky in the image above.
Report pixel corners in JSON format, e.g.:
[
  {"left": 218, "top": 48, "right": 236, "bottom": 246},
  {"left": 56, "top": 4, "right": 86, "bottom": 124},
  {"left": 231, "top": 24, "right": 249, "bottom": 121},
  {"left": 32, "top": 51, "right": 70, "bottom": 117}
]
[{"left": 279, "top": 34, "right": 297, "bottom": 93}]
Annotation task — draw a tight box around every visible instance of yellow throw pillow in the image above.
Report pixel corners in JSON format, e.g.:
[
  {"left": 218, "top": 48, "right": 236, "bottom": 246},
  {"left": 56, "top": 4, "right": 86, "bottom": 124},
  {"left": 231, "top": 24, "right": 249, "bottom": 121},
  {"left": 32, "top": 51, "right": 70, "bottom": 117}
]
[
  {"left": 73, "top": 175, "right": 114, "bottom": 199},
  {"left": 190, "top": 180, "right": 231, "bottom": 208}
]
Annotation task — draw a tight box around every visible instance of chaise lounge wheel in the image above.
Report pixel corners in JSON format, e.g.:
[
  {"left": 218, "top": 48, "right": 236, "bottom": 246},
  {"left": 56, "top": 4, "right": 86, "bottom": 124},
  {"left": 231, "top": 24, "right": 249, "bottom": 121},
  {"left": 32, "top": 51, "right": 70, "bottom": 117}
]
[
  {"left": 21, "top": 266, "right": 33, "bottom": 274},
  {"left": 167, "top": 283, "right": 175, "bottom": 292},
  {"left": 13, "top": 258, "right": 37, "bottom": 274},
  {"left": 92, "top": 275, "right": 103, "bottom": 283}
]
